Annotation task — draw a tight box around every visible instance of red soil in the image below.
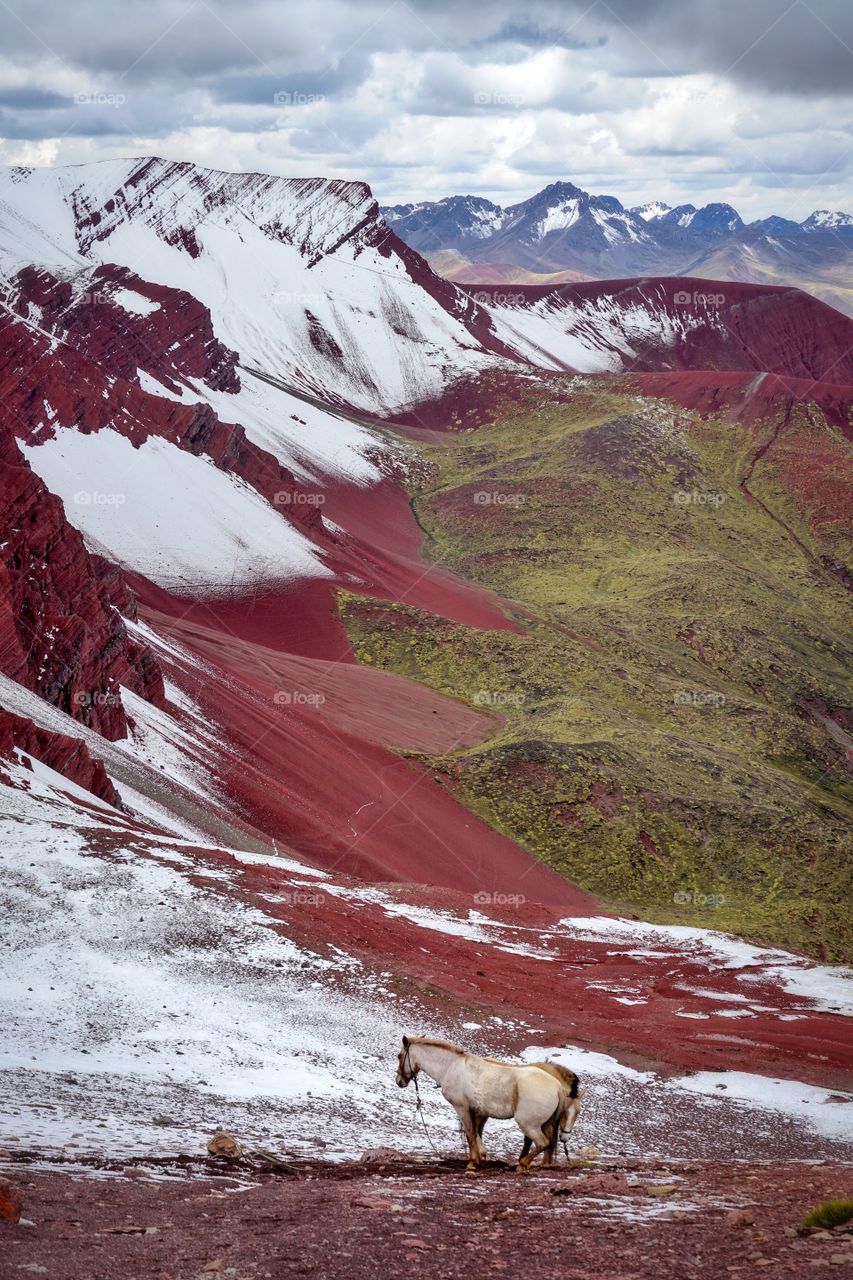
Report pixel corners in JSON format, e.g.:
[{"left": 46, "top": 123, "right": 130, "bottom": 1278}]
[
  {"left": 4, "top": 1158, "right": 851, "bottom": 1280},
  {"left": 630, "top": 369, "right": 853, "bottom": 435},
  {"left": 181, "top": 834, "right": 852, "bottom": 1089},
  {"left": 133, "top": 598, "right": 595, "bottom": 907}
]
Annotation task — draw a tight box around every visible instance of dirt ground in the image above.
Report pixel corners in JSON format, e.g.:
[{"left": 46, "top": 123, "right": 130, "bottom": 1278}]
[{"left": 3, "top": 1154, "right": 853, "bottom": 1280}]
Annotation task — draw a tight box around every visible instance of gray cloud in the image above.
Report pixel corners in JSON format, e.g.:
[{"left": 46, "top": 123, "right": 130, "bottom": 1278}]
[{"left": 0, "top": 0, "right": 848, "bottom": 217}]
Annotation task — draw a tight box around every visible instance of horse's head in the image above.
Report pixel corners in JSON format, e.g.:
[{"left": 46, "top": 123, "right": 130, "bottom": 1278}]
[
  {"left": 396, "top": 1034, "right": 416, "bottom": 1087},
  {"left": 561, "top": 1087, "right": 585, "bottom": 1137}
]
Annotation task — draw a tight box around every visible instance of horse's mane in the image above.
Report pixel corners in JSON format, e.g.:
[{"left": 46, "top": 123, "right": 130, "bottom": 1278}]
[{"left": 408, "top": 1036, "right": 465, "bottom": 1055}]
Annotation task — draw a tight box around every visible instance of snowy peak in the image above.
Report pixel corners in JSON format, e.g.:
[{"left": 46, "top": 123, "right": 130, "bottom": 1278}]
[
  {"left": 655, "top": 202, "right": 744, "bottom": 236},
  {"left": 496, "top": 182, "right": 652, "bottom": 257},
  {"left": 2, "top": 157, "right": 380, "bottom": 269},
  {"left": 632, "top": 201, "right": 672, "bottom": 222},
  {"left": 802, "top": 208, "right": 853, "bottom": 231},
  {"left": 380, "top": 193, "right": 505, "bottom": 250},
  {"left": 0, "top": 156, "right": 515, "bottom": 413},
  {"left": 385, "top": 182, "right": 760, "bottom": 277}
]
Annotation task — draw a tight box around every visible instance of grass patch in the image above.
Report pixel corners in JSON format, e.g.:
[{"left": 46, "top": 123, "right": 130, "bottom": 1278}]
[
  {"left": 341, "top": 375, "right": 853, "bottom": 959},
  {"left": 801, "top": 1199, "right": 853, "bottom": 1231}
]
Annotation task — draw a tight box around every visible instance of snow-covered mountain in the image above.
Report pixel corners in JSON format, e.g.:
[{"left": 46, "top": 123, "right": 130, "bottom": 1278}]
[
  {"left": 651, "top": 202, "right": 744, "bottom": 236},
  {"left": 632, "top": 201, "right": 672, "bottom": 222},
  {"left": 801, "top": 208, "right": 853, "bottom": 230},
  {"left": 0, "top": 157, "right": 515, "bottom": 415},
  {"left": 1, "top": 156, "right": 852, "bottom": 1176},
  {"left": 381, "top": 193, "right": 506, "bottom": 253},
  {"left": 383, "top": 182, "right": 853, "bottom": 311}
]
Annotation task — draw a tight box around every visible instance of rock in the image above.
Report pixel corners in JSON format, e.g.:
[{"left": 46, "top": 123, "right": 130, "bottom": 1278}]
[
  {"left": 0, "top": 423, "right": 164, "bottom": 742},
  {"left": 352, "top": 1196, "right": 393, "bottom": 1211},
  {"left": 399, "top": 1238, "right": 429, "bottom": 1251},
  {"left": 297, "top": 1135, "right": 327, "bottom": 1149},
  {"left": 0, "top": 1179, "right": 22, "bottom": 1223},
  {"left": 359, "top": 1147, "right": 407, "bottom": 1162},
  {"left": 830, "top": 1255, "right": 853, "bottom": 1266},
  {"left": 726, "top": 1208, "right": 756, "bottom": 1227},
  {"left": 646, "top": 1183, "right": 679, "bottom": 1198},
  {"left": 575, "top": 1171, "right": 629, "bottom": 1196},
  {"left": 207, "top": 1131, "right": 243, "bottom": 1160}
]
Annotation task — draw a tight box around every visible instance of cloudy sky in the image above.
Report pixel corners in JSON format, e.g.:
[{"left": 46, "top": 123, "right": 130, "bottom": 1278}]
[{"left": 0, "top": 0, "right": 850, "bottom": 219}]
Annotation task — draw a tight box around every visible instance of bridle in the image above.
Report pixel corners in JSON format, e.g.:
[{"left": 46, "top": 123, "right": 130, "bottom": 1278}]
[
  {"left": 402, "top": 1041, "right": 441, "bottom": 1157},
  {"left": 402, "top": 1041, "right": 418, "bottom": 1087}
]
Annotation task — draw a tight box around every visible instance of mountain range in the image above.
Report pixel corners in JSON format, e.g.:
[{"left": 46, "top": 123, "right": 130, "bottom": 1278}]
[
  {"left": 382, "top": 181, "right": 853, "bottom": 316},
  {"left": 0, "top": 156, "right": 851, "bottom": 1171}
]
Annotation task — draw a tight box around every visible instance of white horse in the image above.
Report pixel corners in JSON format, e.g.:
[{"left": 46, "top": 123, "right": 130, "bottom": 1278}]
[{"left": 395, "top": 1035, "right": 580, "bottom": 1172}]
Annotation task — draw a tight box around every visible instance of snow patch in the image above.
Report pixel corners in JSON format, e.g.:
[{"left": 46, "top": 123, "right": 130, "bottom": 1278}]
[{"left": 22, "top": 427, "right": 332, "bottom": 593}]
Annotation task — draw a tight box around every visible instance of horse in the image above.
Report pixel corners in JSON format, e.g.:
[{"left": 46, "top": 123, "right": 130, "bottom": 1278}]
[{"left": 395, "top": 1035, "right": 578, "bottom": 1172}]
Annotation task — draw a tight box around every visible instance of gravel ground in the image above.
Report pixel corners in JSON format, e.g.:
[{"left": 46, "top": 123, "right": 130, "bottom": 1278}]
[{"left": 2, "top": 1154, "right": 853, "bottom": 1279}]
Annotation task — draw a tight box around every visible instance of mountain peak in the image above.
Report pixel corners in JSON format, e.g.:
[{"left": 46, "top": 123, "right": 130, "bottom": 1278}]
[
  {"left": 802, "top": 208, "right": 853, "bottom": 230},
  {"left": 632, "top": 201, "right": 673, "bottom": 222}
]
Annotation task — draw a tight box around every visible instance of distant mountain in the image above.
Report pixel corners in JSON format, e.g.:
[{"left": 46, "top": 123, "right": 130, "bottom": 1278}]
[
  {"left": 654, "top": 202, "right": 744, "bottom": 236},
  {"left": 802, "top": 209, "right": 853, "bottom": 230},
  {"left": 383, "top": 183, "right": 853, "bottom": 315},
  {"left": 632, "top": 201, "right": 672, "bottom": 221}
]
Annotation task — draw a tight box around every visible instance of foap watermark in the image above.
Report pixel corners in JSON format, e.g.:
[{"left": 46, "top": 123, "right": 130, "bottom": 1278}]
[
  {"left": 473, "top": 891, "right": 526, "bottom": 907},
  {"left": 472, "top": 690, "right": 526, "bottom": 708},
  {"left": 471, "top": 290, "right": 525, "bottom": 307},
  {"left": 673, "top": 489, "right": 727, "bottom": 508},
  {"left": 80, "top": 289, "right": 113, "bottom": 307},
  {"left": 673, "top": 890, "right": 726, "bottom": 908},
  {"left": 273, "top": 90, "right": 325, "bottom": 106},
  {"left": 673, "top": 289, "right": 726, "bottom": 308},
  {"left": 674, "top": 690, "right": 726, "bottom": 708},
  {"left": 473, "top": 491, "right": 525, "bottom": 507},
  {"left": 74, "top": 490, "right": 125, "bottom": 507},
  {"left": 273, "top": 289, "right": 325, "bottom": 307},
  {"left": 473, "top": 90, "right": 526, "bottom": 108},
  {"left": 274, "top": 491, "right": 325, "bottom": 507},
  {"left": 278, "top": 889, "right": 326, "bottom": 906},
  {"left": 73, "top": 690, "right": 122, "bottom": 708},
  {"left": 274, "top": 690, "right": 326, "bottom": 707},
  {"left": 74, "top": 91, "right": 126, "bottom": 107}
]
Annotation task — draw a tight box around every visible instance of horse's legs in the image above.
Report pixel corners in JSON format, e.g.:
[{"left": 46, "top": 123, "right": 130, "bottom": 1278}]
[
  {"left": 516, "top": 1126, "right": 550, "bottom": 1173},
  {"left": 519, "top": 1116, "right": 555, "bottom": 1166},
  {"left": 475, "top": 1113, "right": 487, "bottom": 1162},
  {"left": 541, "top": 1118, "right": 555, "bottom": 1167},
  {"left": 512, "top": 1126, "right": 550, "bottom": 1167},
  {"left": 455, "top": 1106, "right": 481, "bottom": 1172}
]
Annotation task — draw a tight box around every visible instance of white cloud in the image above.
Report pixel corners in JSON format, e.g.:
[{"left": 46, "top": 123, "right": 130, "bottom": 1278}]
[{"left": 0, "top": 0, "right": 849, "bottom": 219}]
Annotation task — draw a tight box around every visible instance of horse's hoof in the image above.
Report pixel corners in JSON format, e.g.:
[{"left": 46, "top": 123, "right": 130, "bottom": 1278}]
[
  {"left": 515, "top": 1163, "right": 529, "bottom": 1174},
  {"left": 465, "top": 1163, "right": 479, "bottom": 1173}
]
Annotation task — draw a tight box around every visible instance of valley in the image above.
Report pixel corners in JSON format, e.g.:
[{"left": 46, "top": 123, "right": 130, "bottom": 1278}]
[{"left": 0, "top": 158, "right": 850, "bottom": 1260}]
